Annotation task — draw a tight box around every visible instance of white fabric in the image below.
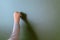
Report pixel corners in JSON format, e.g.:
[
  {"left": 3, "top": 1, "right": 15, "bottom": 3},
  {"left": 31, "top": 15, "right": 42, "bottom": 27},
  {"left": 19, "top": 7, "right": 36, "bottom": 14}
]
[{"left": 8, "top": 23, "right": 20, "bottom": 40}]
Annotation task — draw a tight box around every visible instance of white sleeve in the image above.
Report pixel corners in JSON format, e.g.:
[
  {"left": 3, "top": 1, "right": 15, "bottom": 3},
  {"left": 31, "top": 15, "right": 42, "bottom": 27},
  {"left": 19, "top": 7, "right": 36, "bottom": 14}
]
[{"left": 8, "top": 23, "right": 20, "bottom": 40}]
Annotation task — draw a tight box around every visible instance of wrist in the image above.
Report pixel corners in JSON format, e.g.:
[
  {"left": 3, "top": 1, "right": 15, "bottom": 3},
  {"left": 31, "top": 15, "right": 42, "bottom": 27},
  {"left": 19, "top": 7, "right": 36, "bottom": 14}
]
[{"left": 14, "top": 20, "right": 20, "bottom": 24}]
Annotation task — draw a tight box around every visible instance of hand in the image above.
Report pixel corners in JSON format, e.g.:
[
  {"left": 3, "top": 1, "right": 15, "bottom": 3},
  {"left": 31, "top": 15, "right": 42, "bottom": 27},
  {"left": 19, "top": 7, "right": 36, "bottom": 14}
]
[{"left": 13, "top": 12, "right": 22, "bottom": 23}]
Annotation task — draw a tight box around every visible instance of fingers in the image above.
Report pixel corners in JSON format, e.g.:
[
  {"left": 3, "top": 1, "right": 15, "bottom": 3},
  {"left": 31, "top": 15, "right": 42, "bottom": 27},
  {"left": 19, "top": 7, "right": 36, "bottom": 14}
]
[
  {"left": 13, "top": 11, "right": 21, "bottom": 23},
  {"left": 14, "top": 12, "right": 22, "bottom": 17}
]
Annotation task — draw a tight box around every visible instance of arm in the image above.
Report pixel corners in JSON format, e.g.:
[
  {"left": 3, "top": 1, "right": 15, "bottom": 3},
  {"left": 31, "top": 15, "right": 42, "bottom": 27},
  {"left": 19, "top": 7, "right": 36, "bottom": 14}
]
[{"left": 8, "top": 12, "right": 21, "bottom": 40}]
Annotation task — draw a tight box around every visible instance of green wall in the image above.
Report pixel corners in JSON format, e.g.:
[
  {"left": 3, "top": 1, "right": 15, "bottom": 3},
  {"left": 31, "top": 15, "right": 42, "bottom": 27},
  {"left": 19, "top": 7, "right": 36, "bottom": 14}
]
[{"left": 0, "top": 0, "right": 60, "bottom": 40}]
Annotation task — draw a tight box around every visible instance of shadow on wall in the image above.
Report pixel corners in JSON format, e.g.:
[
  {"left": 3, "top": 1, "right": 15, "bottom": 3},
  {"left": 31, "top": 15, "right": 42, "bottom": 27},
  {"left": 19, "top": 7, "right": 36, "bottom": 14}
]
[{"left": 20, "top": 12, "right": 38, "bottom": 40}]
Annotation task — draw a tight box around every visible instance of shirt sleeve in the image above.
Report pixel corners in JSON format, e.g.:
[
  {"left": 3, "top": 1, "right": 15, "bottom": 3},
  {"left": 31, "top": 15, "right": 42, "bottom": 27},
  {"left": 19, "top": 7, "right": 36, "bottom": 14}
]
[{"left": 8, "top": 23, "right": 20, "bottom": 40}]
